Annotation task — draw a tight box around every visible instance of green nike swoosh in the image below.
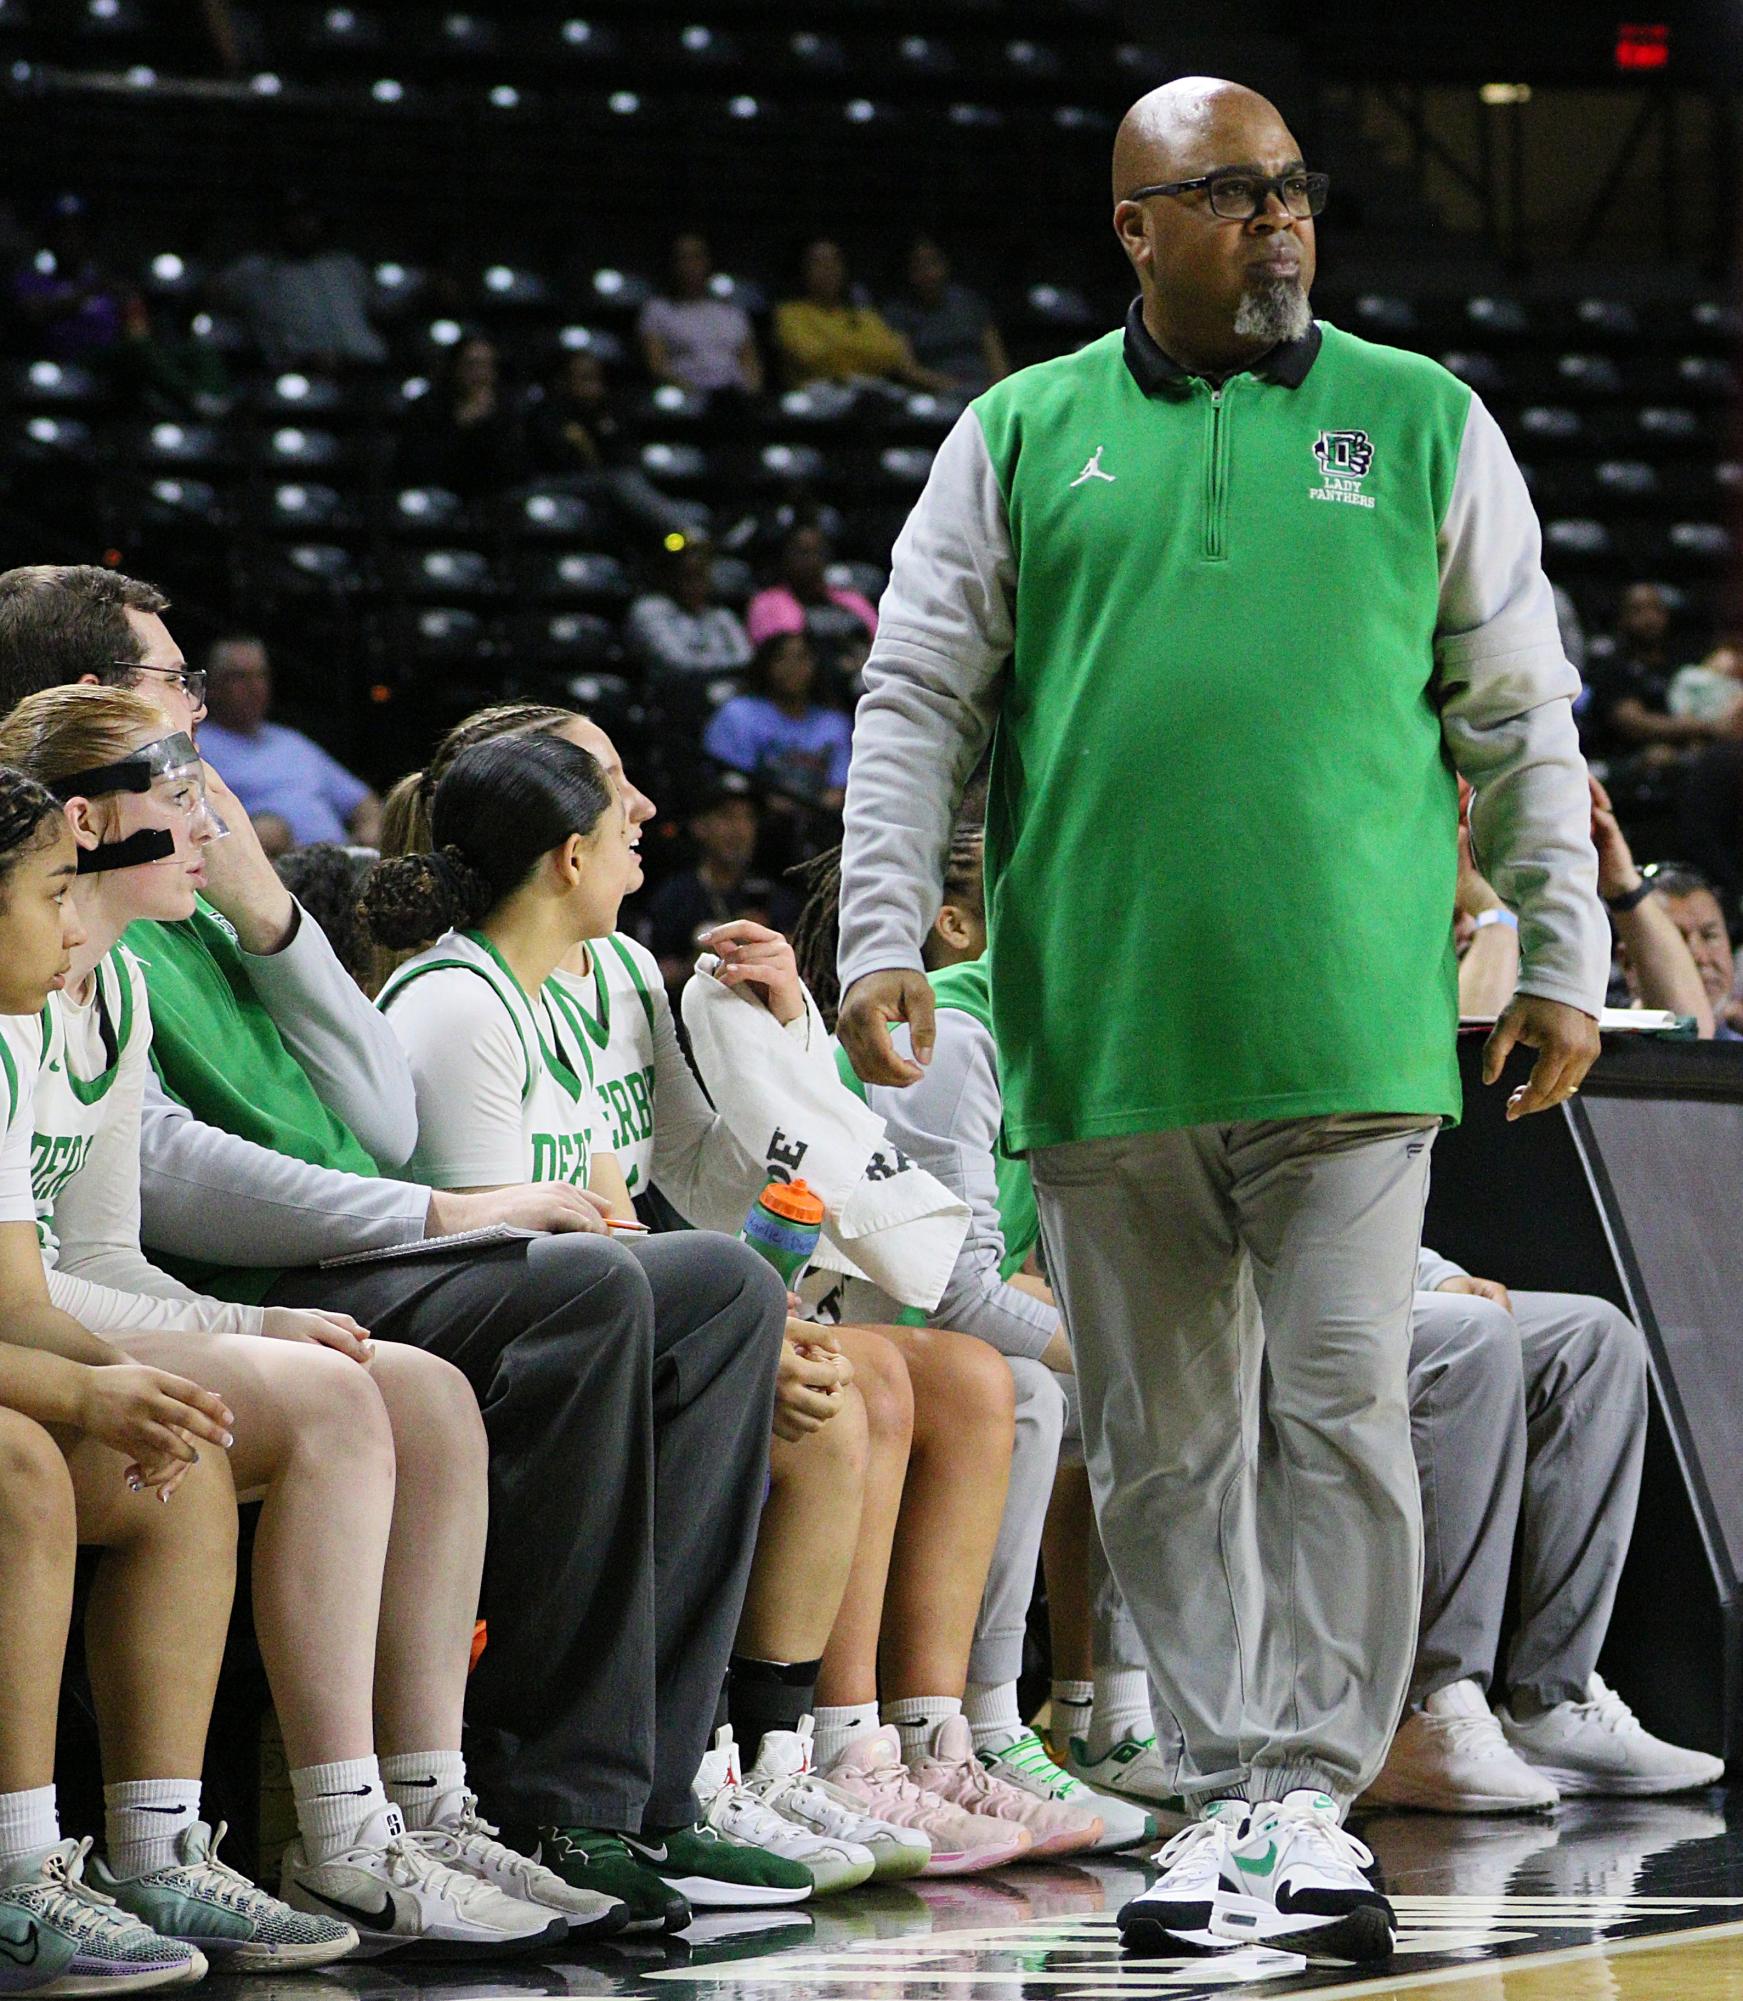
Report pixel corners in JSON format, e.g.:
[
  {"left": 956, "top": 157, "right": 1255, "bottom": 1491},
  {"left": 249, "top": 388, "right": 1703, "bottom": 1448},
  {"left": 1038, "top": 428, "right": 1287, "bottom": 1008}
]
[{"left": 1234, "top": 1842, "right": 1278, "bottom": 1876}]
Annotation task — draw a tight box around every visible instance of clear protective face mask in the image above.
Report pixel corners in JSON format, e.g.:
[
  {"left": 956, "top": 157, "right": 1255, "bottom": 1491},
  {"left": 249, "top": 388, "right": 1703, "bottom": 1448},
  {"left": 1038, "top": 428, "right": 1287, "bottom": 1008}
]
[{"left": 48, "top": 730, "right": 229, "bottom": 873}]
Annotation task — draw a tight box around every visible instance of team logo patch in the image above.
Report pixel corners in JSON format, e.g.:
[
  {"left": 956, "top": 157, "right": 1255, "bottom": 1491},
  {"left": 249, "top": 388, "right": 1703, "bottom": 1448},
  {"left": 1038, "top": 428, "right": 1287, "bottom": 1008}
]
[{"left": 1309, "top": 428, "right": 1376, "bottom": 508}]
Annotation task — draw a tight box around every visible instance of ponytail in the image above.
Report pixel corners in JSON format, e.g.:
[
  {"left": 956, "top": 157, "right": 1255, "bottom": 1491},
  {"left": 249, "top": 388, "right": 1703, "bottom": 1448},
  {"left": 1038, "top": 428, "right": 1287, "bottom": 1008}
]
[
  {"left": 359, "top": 734, "right": 613, "bottom": 954},
  {"left": 355, "top": 844, "right": 494, "bottom": 951}
]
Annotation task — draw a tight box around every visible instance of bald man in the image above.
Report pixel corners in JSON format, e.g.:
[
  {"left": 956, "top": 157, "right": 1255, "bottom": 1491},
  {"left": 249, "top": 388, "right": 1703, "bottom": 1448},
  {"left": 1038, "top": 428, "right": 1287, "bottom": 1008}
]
[{"left": 834, "top": 79, "right": 1607, "bottom": 1964}]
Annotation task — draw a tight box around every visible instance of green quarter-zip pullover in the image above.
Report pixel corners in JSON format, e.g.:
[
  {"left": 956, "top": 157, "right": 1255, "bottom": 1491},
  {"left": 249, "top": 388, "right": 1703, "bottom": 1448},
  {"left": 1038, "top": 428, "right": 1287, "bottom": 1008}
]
[{"left": 837, "top": 304, "right": 1606, "bottom": 1149}]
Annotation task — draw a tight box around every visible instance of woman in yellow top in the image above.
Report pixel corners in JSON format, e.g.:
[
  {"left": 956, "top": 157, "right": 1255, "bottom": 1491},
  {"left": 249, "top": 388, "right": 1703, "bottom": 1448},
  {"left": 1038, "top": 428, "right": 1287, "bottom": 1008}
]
[{"left": 774, "top": 240, "right": 951, "bottom": 393}]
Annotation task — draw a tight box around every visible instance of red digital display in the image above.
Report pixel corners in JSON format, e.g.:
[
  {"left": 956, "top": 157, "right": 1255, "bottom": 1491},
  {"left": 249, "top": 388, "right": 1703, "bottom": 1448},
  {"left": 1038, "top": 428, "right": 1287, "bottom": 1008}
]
[{"left": 1616, "top": 22, "right": 1670, "bottom": 70}]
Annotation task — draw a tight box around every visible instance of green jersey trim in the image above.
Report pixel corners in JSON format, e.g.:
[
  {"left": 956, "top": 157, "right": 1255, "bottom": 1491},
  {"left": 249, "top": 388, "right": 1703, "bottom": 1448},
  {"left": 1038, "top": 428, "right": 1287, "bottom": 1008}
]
[
  {"left": 0, "top": 1029, "right": 17, "bottom": 1129},
  {"left": 380, "top": 954, "right": 536, "bottom": 1100},
  {"left": 462, "top": 931, "right": 589, "bottom": 1105},
  {"left": 46, "top": 947, "right": 135, "bottom": 1108}
]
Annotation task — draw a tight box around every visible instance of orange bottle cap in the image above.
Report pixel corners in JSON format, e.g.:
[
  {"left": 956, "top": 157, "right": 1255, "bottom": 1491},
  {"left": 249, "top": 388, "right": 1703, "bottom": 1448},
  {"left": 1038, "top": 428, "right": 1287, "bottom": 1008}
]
[{"left": 760, "top": 1178, "right": 825, "bottom": 1225}]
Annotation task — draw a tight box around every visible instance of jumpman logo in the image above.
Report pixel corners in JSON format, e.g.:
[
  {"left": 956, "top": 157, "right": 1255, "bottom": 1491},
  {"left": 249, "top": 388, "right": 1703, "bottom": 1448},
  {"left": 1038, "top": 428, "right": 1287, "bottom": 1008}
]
[{"left": 1070, "top": 446, "right": 1116, "bottom": 487}]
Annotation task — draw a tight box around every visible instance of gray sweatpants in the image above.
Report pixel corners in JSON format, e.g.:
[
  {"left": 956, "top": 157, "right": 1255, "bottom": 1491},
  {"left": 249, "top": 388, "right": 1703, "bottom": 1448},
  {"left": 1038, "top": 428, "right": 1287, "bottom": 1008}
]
[
  {"left": 969, "top": 1361, "right": 1146, "bottom": 1687},
  {"left": 1031, "top": 1115, "right": 1437, "bottom": 1811},
  {"left": 1408, "top": 1288, "right": 1647, "bottom": 1712}
]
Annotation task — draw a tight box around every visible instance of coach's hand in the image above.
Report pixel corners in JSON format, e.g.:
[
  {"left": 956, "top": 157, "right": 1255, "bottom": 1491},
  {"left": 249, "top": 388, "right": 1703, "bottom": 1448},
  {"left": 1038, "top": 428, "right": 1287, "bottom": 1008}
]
[
  {"left": 838, "top": 970, "right": 936, "bottom": 1087},
  {"left": 1483, "top": 995, "right": 1601, "bottom": 1121}
]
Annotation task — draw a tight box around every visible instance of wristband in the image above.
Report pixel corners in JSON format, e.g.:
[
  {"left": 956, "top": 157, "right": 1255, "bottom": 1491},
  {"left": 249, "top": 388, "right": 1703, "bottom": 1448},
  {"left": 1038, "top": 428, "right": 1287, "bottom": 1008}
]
[
  {"left": 1470, "top": 907, "right": 1519, "bottom": 932},
  {"left": 1602, "top": 878, "right": 1656, "bottom": 913}
]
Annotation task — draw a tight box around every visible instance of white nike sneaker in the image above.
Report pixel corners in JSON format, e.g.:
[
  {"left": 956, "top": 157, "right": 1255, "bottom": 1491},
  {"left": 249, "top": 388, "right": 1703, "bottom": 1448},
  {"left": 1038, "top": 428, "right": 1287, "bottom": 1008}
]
[
  {"left": 278, "top": 1805, "right": 567, "bottom": 1960},
  {"left": 696, "top": 1729, "right": 874, "bottom": 1897},
  {"left": 1063, "top": 1733, "right": 1193, "bottom": 1831},
  {"left": 1215, "top": 1792, "right": 1394, "bottom": 1964},
  {"left": 0, "top": 1840, "right": 207, "bottom": 1995},
  {"left": 1499, "top": 1675, "right": 1727, "bottom": 1798},
  {"left": 977, "top": 1731, "right": 1156, "bottom": 1852},
  {"left": 741, "top": 1721, "right": 932, "bottom": 1881},
  {"left": 1362, "top": 1681, "right": 1560, "bottom": 1813},
  {"left": 1116, "top": 1802, "right": 1246, "bottom": 1954},
  {"left": 411, "top": 1791, "right": 628, "bottom": 1937}
]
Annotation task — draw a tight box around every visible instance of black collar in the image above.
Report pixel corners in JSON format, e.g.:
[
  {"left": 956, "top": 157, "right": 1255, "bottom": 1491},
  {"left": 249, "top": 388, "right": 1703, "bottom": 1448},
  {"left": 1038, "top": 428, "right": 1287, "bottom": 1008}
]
[{"left": 1122, "top": 297, "right": 1322, "bottom": 396}]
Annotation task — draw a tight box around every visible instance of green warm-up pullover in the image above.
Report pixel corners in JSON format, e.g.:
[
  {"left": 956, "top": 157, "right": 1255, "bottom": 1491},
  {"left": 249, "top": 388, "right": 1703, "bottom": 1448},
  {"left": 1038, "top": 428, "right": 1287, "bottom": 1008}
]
[{"left": 837, "top": 304, "right": 1607, "bottom": 1149}]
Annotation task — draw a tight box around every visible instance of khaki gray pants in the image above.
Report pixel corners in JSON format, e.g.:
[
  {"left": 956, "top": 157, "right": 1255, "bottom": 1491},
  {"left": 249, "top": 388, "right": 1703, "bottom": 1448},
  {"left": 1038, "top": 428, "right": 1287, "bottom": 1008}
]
[
  {"left": 1031, "top": 1115, "right": 1437, "bottom": 1811},
  {"left": 1408, "top": 1288, "right": 1647, "bottom": 1713}
]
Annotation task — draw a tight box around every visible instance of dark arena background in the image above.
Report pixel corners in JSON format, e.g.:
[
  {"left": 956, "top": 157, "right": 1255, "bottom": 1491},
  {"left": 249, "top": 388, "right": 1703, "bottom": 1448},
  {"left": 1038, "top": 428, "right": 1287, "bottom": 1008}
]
[{"left": 6, "top": 0, "right": 1743, "bottom": 1996}]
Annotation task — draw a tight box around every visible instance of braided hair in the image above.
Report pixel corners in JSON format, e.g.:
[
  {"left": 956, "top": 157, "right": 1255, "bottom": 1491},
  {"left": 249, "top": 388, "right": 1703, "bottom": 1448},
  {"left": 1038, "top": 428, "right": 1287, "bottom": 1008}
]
[
  {"left": 791, "top": 795, "right": 986, "bottom": 1032},
  {"left": 0, "top": 762, "right": 66, "bottom": 907}
]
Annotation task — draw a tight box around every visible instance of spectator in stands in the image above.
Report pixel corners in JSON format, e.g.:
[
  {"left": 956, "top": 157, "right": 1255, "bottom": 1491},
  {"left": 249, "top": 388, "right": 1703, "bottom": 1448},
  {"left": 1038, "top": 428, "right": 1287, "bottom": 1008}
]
[
  {"left": 1668, "top": 639, "right": 1743, "bottom": 727},
  {"left": 626, "top": 539, "right": 753, "bottom": 678},
  {"left": 400, "top": 334, "right": 532, "bottom": 500},
  {"left": 639, "top": 233, "right": 763, "bottom": 399},
  {"left": 529, "top": 349, "right": 706, "bottom": 537},
  {"left": 215, "top": 197, "right": 387, "bottom": 370},
  {"left": 197, "top": 636, "right": 382, "bottom": 851},
  {"left": 1620, "top": 862, "right": 1743, "bottom": 1040},
  {"left": 883, "top": 237, "right": 1010, "bottom": 396},
  {"left": 9, "top": 195, "right": 133, "bottom": 361},
  {"left": 774, "top": 239, "right": 949, "bottom": 395},
  {"left": 746, "top": 524, "right": 878, "bottom": 655},
  {"left": 705, "top": 633, "right": 852, "bottom": 813},
  {"left": 1589, "top": 775, "right": 1715, "bottom": 1035},
  {"left": 644, "top": 775, "right": 797, "bottom": 992},
  {"left": 1587, "top": 583, "right": 1724, "bottom": 763}
]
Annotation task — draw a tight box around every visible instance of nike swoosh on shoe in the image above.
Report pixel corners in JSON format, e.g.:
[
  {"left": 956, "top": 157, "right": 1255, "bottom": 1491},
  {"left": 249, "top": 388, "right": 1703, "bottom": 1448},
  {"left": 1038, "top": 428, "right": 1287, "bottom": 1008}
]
[
  {"left": 303, "top": 1887, "right": 401, "bottom": 1932},
  {"left": 0, "top": 1928, "right": 39, "bottom": 1967}
]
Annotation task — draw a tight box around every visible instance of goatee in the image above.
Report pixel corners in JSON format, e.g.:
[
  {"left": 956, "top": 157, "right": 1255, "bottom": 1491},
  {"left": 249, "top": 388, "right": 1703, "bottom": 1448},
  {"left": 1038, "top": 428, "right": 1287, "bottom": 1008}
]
[{"left": 1233, "top": 276, "right": 1312, "bottom": 344}]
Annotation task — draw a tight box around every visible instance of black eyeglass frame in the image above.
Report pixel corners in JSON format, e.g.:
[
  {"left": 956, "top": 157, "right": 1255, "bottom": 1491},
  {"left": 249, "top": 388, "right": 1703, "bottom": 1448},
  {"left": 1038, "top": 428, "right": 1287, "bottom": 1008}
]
[
  {"left": 108, "top": 661, "right": 208, "bottom": 706},
  {"left": 1124, "top": 168, "right": 1330, "bottom": 222}
]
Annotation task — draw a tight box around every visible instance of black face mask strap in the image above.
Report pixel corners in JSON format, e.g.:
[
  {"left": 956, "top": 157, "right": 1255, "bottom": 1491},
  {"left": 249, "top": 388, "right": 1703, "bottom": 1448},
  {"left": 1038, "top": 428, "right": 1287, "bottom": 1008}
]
[
  {"left": 51, "top": 759, "right": 171, "bottom": 874},
  {"left": 76, "top": 828, "right": 176, "bottom": 874},
  {"left": 48, "top": 761, "right": 153, "bottom": 803}
]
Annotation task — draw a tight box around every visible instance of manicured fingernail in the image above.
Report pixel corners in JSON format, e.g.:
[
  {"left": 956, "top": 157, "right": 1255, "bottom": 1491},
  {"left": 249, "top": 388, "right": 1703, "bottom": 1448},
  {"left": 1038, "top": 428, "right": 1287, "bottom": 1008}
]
[
  {"left": 160, "top": 1489, "right": 170, "bottom": 1504},
  {"left": 127, "top": 1477, "right": 143, "bottom": 1492},
  {"left": 221, "top": 1431, "right": 235, "bottom": 1448}
]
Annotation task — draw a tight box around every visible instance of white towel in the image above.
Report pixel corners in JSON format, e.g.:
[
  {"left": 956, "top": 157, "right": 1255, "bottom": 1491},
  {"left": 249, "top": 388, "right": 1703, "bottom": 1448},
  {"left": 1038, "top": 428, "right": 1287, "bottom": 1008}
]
[{"left": 682, "top": 958, "right": 969, "bottom": 1310}]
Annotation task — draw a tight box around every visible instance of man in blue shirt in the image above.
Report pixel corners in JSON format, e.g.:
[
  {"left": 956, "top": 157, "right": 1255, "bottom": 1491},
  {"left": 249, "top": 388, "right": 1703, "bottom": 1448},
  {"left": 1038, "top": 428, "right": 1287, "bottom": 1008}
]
[{"left": 198, "top": 636, "right": 382, "bottom": 849}]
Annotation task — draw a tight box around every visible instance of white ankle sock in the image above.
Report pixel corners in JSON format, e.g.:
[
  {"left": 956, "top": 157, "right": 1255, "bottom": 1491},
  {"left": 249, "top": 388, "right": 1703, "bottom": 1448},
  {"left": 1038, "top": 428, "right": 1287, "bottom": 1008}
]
[
  {"left": 963, "top": 1681, "right": 1025, "bottom": 1752},
  {"left": 103, "top": 1780, "right": 200, "bottom": 1881},
  {"left": 1051, "top": 1679, "right": 1094, "bottom": 1746},
  {"left": 0, "top": 1787, "right": 58, "bottom": 1871},
  {"left": 1088, "top": 1667, "right": 1153, "bottom": 1757},
  {"left": 812, "top": 1704, "right": 879, "bottom": 1770},
  {"left": 380, "top": 1750, "right": 467, "bottom": 1831},
  {"left": 887, "top": 1696, "right": 960, "bottom": 1764},
  {"left": 291, "top": 1757, "right": 391, "bottom": 1863}
]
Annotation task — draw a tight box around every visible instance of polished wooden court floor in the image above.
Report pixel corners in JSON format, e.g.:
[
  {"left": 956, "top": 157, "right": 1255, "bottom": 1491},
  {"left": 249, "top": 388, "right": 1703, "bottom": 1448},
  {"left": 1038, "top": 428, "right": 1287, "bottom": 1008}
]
[{"left": 209, "top": 1787, "right": 1743, "bottom": 2000}]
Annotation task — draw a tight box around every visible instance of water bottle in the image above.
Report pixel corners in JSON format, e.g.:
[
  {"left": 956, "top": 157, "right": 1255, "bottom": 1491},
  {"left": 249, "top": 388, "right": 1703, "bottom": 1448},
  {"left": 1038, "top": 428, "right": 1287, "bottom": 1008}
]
[{"left": 740, "top": 1178, "right": 825, "bottom": 1286}]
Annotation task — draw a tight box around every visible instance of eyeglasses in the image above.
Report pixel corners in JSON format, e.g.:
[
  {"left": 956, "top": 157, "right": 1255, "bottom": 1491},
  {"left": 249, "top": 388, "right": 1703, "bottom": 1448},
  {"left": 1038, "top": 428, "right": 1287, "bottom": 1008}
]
[
  {"left": 109, "top": 662, "right": 208, "bottom": 708},
  {"left": 1125, "top": 167, "right": 1330, "bottom": 223}
]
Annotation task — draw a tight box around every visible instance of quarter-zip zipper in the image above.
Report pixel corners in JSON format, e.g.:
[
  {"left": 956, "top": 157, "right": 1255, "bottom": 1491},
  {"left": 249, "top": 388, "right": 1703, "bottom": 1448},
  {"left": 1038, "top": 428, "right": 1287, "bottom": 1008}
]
[{"left": 1203, "top": 382, "right": 1230, "bottom": 562}]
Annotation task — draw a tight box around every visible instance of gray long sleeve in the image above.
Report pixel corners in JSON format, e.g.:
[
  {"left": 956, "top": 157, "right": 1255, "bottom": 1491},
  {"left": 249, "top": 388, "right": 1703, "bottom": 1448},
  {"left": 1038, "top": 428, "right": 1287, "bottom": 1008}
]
[
  {"left": 838, "top": 411, "right": 1012, "bottom": 994},
  {"left": 138, "top": 1069, "right": 430, "bottom": 1268},
  {"left": 866, "top": 1010, "right": 1059, "bottom": 1361},
  {"left": 1436, "top": 396, "right": 1609, "bottom": 1017},
  {"left": 1415, "top": 1244, "right": 1469, "bottom": 1294},
  {"left": 241, "top": 901, "right": 418, "bottom": 1168}
]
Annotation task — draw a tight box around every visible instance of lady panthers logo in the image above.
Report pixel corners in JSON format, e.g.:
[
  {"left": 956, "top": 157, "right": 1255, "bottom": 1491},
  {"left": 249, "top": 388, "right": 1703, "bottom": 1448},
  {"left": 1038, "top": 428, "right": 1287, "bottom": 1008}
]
[{"left": 1309, "top": 429, "right": 1377, "bottom": 508}]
